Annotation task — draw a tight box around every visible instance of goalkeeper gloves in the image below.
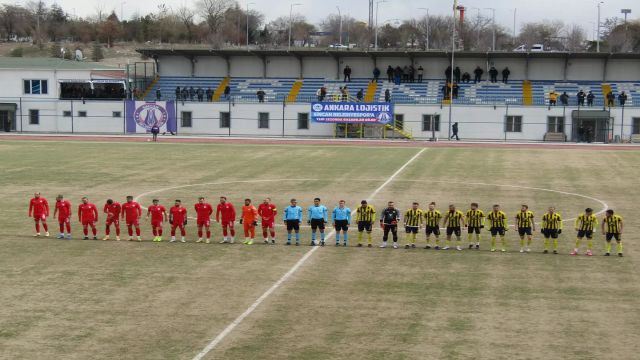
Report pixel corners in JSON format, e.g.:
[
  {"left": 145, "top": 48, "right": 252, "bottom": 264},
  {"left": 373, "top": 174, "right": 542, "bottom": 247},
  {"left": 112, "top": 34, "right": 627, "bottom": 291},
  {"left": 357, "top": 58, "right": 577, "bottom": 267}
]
[
  {"left": 252, "top": 221, "right": 258, "bottom": 226},
  {"left": 184, "top": 219, "right": 187, "bottom": 225},
  {"left": 239, "top": 219, "right": 243, "bottom": 224}
]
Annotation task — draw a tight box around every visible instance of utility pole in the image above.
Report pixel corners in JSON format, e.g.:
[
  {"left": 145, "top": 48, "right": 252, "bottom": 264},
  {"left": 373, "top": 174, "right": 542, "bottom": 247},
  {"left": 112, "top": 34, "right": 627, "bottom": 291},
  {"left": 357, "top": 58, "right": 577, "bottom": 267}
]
[
  {"left": 621, "top": 8, "right": 632, "bottom": 49},
  {"left": 597, "top": 1, "right": 603, "bottom": 53},
  {"left": 418, "top": 8, "right": 430, "bottom": 50},
  {"left": 246, "top": 2, "right": 255, "bottom": 50},
  {"left": 288, "top": 3, "right": 302, "bottom": 51},
  {"left": 374, "top": 0, "right": 388, "bottom": 50},
  {"left": 484, "top": 8, "right": 496, "bottom": 51},
  {"left": 337, "top": 6, "right": 343, "bottom": 45}
]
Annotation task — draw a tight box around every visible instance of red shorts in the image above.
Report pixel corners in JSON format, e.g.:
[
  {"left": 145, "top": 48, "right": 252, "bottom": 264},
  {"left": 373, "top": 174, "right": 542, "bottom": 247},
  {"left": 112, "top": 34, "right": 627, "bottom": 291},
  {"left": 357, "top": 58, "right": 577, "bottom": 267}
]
[
  {"left": 126, "top": 219, "right": 139, "bottom": 226},
  {"left": 151, "top": 221, "right": 163, "bottom": 228},
  {"left": 221, "top": 221, "right": 235, "bottom": 228},
  {"left": 106, "top": 218, "right": 119, "bottom": 226},
  {"left": 82, "top": 220, "right": 96, "bottom": 226},
  {"left": 33, "top": 214, "right": 47, "bottom": 221},
  {"left": 58, "top": 217, "right": 70, "bottom": 224},
  {"left": 197, "top": 219, "right": 211, "bottom": 227},
  {"left": 261, "top": 220, "right": 274, "bottom": 228}
]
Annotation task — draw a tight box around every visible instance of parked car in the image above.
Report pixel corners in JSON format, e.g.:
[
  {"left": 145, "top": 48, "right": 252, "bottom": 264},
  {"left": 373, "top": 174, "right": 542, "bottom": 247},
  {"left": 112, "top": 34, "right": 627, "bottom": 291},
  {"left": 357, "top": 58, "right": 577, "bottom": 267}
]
[
  {"left": 513, "top": 44, "right": 546, "bottom": 52},
  {"left": 329, "top": 43, "right": 349, "bottom": 49}
]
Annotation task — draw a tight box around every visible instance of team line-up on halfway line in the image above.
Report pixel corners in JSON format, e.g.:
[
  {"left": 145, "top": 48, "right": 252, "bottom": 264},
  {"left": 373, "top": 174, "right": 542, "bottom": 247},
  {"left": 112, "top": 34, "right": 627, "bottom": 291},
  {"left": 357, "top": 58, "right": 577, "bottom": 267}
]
[{"left": 27, "top": 193, "right": 625, "bottom": 257}]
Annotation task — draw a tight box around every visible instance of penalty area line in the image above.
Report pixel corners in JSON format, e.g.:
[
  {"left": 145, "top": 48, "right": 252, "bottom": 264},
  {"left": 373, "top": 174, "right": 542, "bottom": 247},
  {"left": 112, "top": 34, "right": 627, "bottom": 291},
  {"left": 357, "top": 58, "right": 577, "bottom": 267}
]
[{"left": 191, "top": 147, "right": 428, "bottom": 360}]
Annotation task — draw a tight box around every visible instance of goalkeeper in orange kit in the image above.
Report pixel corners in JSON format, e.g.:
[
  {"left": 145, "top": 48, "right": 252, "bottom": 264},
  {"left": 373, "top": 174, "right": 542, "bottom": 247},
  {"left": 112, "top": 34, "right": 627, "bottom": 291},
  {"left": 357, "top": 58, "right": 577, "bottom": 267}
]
[{"left": 240, "top": 198, "right": 259, "bottom": 245}]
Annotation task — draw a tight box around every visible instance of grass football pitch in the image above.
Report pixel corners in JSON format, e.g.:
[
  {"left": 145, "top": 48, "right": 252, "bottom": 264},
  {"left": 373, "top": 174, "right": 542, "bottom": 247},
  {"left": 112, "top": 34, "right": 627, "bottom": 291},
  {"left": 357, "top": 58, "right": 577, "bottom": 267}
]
[{"left": 0, "top": 139, "right": 639, "bottom": 360}]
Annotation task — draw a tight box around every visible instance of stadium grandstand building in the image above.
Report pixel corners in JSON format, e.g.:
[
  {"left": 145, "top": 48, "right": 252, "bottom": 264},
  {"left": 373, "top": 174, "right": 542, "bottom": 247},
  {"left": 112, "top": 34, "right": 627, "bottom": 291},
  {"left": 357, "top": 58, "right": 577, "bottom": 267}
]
[{"left": 2, "top": 50, "right": 640, "bottom": 142}]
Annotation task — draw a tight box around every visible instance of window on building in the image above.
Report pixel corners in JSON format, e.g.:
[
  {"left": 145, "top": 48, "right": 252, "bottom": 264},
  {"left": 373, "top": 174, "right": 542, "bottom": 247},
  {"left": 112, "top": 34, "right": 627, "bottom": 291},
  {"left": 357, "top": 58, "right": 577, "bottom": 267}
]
[
  {"left": 298, "top": 113, "right": 309, "bottom": 130},
  {"left": 505, "top": 115, "right": 523, "bottom": 132},
  {"left": 220, "top": 112, "right": 230, "bottom": 128},
  {"left": 422, "top": 115, "right": 440, "bottom": 132},
  {"left": 394, "top": 114, "right": 404, "bottom": 130},
  {"left": 78, "top": 111, "right": 87, "bottom": 118},
  {"left": 23, "top": 80, "right": 48, "bottom": 95},
  {"left": 181, "top": 111, "right": 192, "bottom": 127},
  {"left": 633, "top": 118, "right": 640, "bottom": 135},
  {"left": 29, "top": 109, "right": 39, "bottom": 125},
  {"left": 63, "top": 111, "right": 72, "bottom": 117},
  {"left": 548, "top": 116, "right": 565, "bottom": 133},
  {"left": 112, "top": 111, "right": 122, "bottom": 118},
  {"left": 258, "top": 112, "right": 269, "bottom": 129}
]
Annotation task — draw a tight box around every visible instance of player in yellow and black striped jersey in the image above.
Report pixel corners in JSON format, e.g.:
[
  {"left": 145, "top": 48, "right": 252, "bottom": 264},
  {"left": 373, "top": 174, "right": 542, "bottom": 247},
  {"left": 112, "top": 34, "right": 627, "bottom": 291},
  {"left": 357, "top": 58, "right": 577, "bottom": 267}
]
[
  {"left": 572, "top": 208, "right": 598, "bottom": 256},
  {"left": 515, "top": 205, "right": 535, "bottom": 253},
  {"left": 356, "top": 200, "right": 376, "bottom": 247},
  {"left": 486, "top": 205, "right": 508, "bottom": 252},
  {"left": 541, "top": 207, "right": 563, "bottom": 254},
  {"left": 601, "top": 209, "right": 624, "bottom": 257},
  {"left": 443, "top": 204, "right": 466, "bottom": 250},
  {"left": 423, "top": 202, "right": 442, "bottom": 249},
  {"left": 403, "top": 203, "right": 424, "bottom": 249},
  {"left": 465, "top": 203, "right": 485, "bottom": 249}
]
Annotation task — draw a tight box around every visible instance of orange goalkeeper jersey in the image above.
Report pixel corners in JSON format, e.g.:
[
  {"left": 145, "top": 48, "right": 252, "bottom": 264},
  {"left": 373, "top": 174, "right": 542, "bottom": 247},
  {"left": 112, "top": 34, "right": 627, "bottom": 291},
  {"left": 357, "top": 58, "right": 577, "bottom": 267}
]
[{"left": 242, "top": 205, "right": 258, "bottom": 223}]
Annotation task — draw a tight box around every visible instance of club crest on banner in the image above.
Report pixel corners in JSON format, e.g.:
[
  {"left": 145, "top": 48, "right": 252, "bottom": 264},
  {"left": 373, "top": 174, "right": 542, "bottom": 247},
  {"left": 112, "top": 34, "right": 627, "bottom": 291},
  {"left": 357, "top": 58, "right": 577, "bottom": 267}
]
[{"left": 134, "top": 103, "right": 169, "bottom": 130}]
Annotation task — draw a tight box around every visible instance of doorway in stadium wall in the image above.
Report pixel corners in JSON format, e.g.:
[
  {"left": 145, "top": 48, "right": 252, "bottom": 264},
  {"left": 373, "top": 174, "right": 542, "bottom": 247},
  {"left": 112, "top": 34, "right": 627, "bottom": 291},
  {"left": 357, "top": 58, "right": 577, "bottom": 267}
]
[
  {"left": 0, "top": 104, "right": 17, "bottom": 132},
  {"left": 572, "top": 110, "right": 612, "bottom": 143}
]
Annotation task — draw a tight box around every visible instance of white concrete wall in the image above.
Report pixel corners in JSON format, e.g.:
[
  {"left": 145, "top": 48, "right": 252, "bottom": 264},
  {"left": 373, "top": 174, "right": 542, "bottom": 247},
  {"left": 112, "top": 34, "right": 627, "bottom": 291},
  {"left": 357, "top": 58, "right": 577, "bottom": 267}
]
[
  {"left": 528, "top": 58, "right": 565, "bottom": 80},
  {"left": 489, "top": 58, "right": 526, "bottom": 81},
  {"left": 303, "top": 57, "right": 338, "bottom": 79},
  {"left": 338, "top": 57, "right": 374, "bottom": 79},
  {"left": 158, "top": 56, "right": 192, "bottom": 77},
  {"left": 0, "top": 69, "right": 96, "bottom": 98},
  {"left": 194, "top": 57, "right": 227, "bottom": 77},
  {"left": 567, "top": 59, "right": 604, "bottom": 81},
  {"left": 229, "top": 57, "right": 263, "bottom": 78},
  {"left": 267, "top": 57, "right": 301, "bottom": 78},
  {"left": 606, "top": 59, "right": 640, "bottom": 81}
]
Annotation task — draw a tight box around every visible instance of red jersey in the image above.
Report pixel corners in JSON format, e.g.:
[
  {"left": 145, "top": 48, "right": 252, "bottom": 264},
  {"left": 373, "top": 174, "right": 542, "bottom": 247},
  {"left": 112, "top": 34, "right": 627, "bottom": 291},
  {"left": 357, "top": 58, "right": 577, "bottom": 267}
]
[
  {"left": 29, "top": 197, "right": 49, "bottom": 217},
  {"left": 170, "top": 206, "right": 187, "bottom": 224},
  {"left": 78, "top": 203, "right": 99, "bottom": 222},
  {"left": 122, "top": 201, "right": 142, "bottom": 220},
  {"left": 55, "top": 200, "right": 72, "bottom": 219},
  {"left": 216, "top": 202, "right": 236, "bottom": 222},
  {"left": 103, "top": 202, "right": 122, "bottom": 221},
  {"left": 148, "top": 205, "right": 167, "bottom": 223},
  {"left": 258, "top": 203, "right": 278, "bottom": 221},
  {"left": 194, "top": 203, "right": 214, "bottom": 221}
]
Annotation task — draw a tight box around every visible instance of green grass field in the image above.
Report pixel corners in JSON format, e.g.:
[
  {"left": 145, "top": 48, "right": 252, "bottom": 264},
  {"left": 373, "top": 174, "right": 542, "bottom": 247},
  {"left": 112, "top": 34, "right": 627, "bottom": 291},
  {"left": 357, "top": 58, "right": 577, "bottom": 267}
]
[{"left": 0, "top": 140, "right": 639, "bottom": 360}]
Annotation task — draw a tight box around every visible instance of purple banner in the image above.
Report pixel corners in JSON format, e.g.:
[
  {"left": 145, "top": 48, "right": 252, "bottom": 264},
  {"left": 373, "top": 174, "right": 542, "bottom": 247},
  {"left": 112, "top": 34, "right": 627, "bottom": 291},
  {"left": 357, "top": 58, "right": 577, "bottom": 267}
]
[{"left": 126, "top": 101, "right": 176, "bottom": 134}]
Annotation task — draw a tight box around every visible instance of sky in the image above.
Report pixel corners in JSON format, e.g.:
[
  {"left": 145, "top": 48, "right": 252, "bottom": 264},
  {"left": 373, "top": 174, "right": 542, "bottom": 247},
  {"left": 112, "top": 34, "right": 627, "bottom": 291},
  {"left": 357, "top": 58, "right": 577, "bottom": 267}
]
[{"left": 5, "top": 0, "right": 637, "bottom": 38}]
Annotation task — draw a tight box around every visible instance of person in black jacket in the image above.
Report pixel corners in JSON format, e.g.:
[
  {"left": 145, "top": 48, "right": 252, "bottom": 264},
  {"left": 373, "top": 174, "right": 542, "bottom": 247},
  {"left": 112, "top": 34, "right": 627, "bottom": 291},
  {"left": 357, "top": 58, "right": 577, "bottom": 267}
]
[
  {"left": 445, "top": 65, "right": 452, "bottom": 83},
  {"left": 586, "top": 91, "right": 595, "bottom": 106},
  {"left": 453, "top": 67, "right": 461, "bottom": 83},
  {"left": 379, "top": 201, "right": 401, "bottom": 248},
  {"left": 343, "top": 65, "right": 352, "bottom": 82},
  {"left": 474, "top": 66, "right": 483, "bottom": 83},
  {"left": 451, "top": 122, "right": 459, "bottom": 140},
  {"left": 559, "top": 92, "right": 569, "bottom": 106},
  {"left": 489, "top": 67, "right": 499, "bottom": 83},
  {"left": 502, "top": 67, "right": 511, "bottom": 83},
  {"left": 577, "top": 90, "right": 586, "bottom": 106},
  {"left": 175, "top": 86, "right": 181, "bottom": 100},
  {"left": 619, "top": 91, "right": 628, "bottom": 106},
  {"left": 387, "top": 65, "right": 394, "bottom": 82},
  {"left": 606, "top": 91, "right": 615, "bottom": 107},
  {"left": 373, "top": 67, "right": 381, "bottom": 82}
]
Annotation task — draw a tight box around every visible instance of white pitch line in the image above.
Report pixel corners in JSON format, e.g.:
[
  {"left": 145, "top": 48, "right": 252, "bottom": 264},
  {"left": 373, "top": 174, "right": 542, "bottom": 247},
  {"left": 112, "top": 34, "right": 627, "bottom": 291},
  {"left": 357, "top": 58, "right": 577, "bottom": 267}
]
[{"left": 191, "top": 148, "right": 428, "bottom": 360}]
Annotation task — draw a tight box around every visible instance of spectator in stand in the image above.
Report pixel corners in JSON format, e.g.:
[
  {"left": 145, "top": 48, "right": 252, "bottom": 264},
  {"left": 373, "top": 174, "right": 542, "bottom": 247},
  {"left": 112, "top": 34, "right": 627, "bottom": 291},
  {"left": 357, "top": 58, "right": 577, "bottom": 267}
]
[
  {"left": 387, "top": 65, "right": 394, "bottom": 82},
  {"left": 619, "top": 91, "right": 627, "bottom": 106},
  {"left": 257, "top": 88, "right": 266, "bottom": 103},
  {"left": 559, "top": 92, "right": 569, "bottom": 106},
  {"left": 224, "top": 85, "right": 231, "bottom": 100},
  {"left": 343, "top": 65, "right": 352, "bottom": 82},
  {"left": 462, "top": 72, "right": 471, "bottom": 83},
  {"left": 445, "top": 65, "right": 452, "bottom": 83},
  {"left": 606, "top": 91, "right": 615, "bottom": 107},
  {"left": 403, "top": 65, "right": 410, "bottom": 83},
  {"left": 316, "top": 88, "right": 323, "bottom": 101},
  {"left": 341, "top": 86, "right": 349, "bottom": 102},
  {"left": 175, "top": 86, "right": 181, "bottom": 100},
  {"left": 452, "top": 83, "right": 459, "bottom": 99},
  {"left": 156, "top": 88, "right": 162, "bottom": 101},
  {"left": 474, "top": 66, "right": 483, "bottom": 83},
  {"left": 489, "top": 67, "right": 499, "bottom": 83},
  {"left": 197, "top": 87, "right": 204, "bottom": 102},
  {"left": 394, "top": 66, "right": 402, "bottom": 85},
  {"left": 385, "top": 89, "right": 391, "bottom": 102},
  {"left": 577, "top": 90, "right": 586, "bottom": 106},
  {"left": 206, "top": 88, "right": 213, "bottom": 102},
  {"left": 132, "top": 87, "right": 140, "bottom": 100},
  {"left": 549, "top": 91, "right": 558, "bottom": 106},
  {"left": 502, "top": 67, "right": 511, "bottom": 83},
  {"left": 442, "top": 82, "right": 451, "bottom": 100},
  {"left": 587, "top": 91, "right": 595, "bottom": 106},
  {"left": 417, "top": 65, "right": 424, "bottom": 83},
  {"left": 453, "top": 66, "right": 461, "bottom": 83},
  {"left": 356, "top": 88, "right": 364, "bottom": 102},
  {"left": 409, "top": 65, "right": 415, "bottom": 83},
  {"left": 373, "top": 67, "right": 381, "bottom": 82},
  {"left": 188, "top": 86, "right": 195, "bottom": 101},
  {"left": 181, "top": 88, "right": 189, "bottom": 102},
  {"left": 321, "top": 86, "right": 327, "bottom": 101}
]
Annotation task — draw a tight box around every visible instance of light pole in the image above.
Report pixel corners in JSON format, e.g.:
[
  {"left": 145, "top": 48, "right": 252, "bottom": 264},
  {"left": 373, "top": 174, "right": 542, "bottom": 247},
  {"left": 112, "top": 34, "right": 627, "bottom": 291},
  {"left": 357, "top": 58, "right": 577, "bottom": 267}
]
[
  {"left": 418, "top": 7, "right": 430, "bottom": 50},
  {"left": 288, "top": 3, "right": 302, "bottom": 51},
  {"left": 336, "top": 6, "right": 343, "bottom": 45},
  {"left": 513, "top": 8, "right": 517, "bottom": 40},
  {"left": 468, "top": 7, "right": 481, "bottom": 47},
  {"left": 621, "top": 8, "right": 632, "bottom": 49},
  {"left": 597, "top": 1, "right": 603, "bottom": 53},
  {"left": 484, "top": 7, "right": 496, "bottom": 51},
  {"left": 246, "top": 2, "right": 255, "bottom": 50},
  {"left": 374, "top": 0, "right": 388, "bottom": 50}
]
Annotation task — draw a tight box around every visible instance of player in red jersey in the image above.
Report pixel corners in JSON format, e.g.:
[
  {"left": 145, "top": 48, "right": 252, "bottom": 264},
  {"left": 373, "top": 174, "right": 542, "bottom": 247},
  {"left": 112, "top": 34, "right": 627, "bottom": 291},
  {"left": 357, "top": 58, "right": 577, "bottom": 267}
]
[
  {"left": 147, "top": 199, "right": 168, "bottom": 242},
  {"left": 53, "top": 195, "right": 72, "bottom": 239},
  {"left": 258, "top": 197, "right": 278, "bottom": 244},
  {"left": 169, "top": 199, "right": 187, "bottom": 243},
  {"left": 103, "top": 199, "right": 122, "bottom": 241},
  {"left": 194, "top": 197, "right": 214, "bottom": 244},
  {"left": 216, "top": 196, "right": 236, "bottom": 244},
  {"left": 121, "top": 195, "right": 142, "bottom": 241},
  {"left": 78, "top": 197, "right": 99, "bottom": 240},
  {"left": 28, "top": 192, "right": 50, "bottom": 237}
]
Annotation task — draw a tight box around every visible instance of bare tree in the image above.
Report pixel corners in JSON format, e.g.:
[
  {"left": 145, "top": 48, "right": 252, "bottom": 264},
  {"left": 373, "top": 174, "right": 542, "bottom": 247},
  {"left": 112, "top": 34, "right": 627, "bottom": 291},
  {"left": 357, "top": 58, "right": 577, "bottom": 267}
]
[
  {"left": 198, "top": 0, "right": 233, "bottom": 46},
  {"left": 176, "top": 6, "right": 195, "bottom": 43},
  {"left": 564, "top": 24, "right": 586, "bottom": 52}
]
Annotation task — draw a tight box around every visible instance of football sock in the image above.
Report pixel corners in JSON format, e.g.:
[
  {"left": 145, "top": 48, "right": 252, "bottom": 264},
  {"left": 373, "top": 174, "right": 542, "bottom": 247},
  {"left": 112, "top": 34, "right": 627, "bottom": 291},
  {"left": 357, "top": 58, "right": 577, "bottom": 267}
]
[
  {"left": 575, "top": 239, "right": 581, "bottom": 248},
  {"left": 553, "top": 239, "right": 558, "bottom": 250},
  {"left": 321, "top": 232, "right": 325, "bottom": 241},
  {"left": 544, "top": 239, "right": 549, "bottom": 250},
  {"left": 42, "top": 223, "right": 48, "bottom": 231},
  {"left": 59, "top": 224, "right": 64, "bottom": 233},
  {"left": 467, "top": 233, "right": 473, "bottom": 245},
  {"left": 500, "top": 236, "right": 506, "bottom": 249},
  {"left": 344, "top": 233, "right": 348, "bottom": 242},
  {"left": 105, "top": 227, "right": 110, "bottom": 235},
  {"left": 475, "top": 234, "right": 480, "bottom": 243},
  {"left": 295, "top": 233, "right": 300, "bottom": 242},
  {"left": 287, "top": 233, "right": 292, "bottom": 241},
  {"left": 527, "top": 238, "right": 532, "bottom": 246},
  {"left": 587, "top": 240, "right": 593, "bottom": 250},
  {"left": 230, "top": 229, "right": 236, "bottom": 236},
  {"left": 520, "top": 238, "right": 525, "bottom": 247},
  {"left": 312, "top": 232, "right": 316, "bottom": 241},
  {"left": 606, "top": 242, "right": 611, "bottom": 253},
  {"left": 357, "top": 232, "right": 363, "bottom": 243},
  {"left": 367, "top": 232, "right": 372, "bottom": 243},
  {"left": 152, "top": 228, "right": 157, "bottom": 236},
  {"left": 270, "top": 230, "right": 275, "bottom": 238},
  {"left": 618, "top": 242, "right": 623, "bottom": 253},
  {"left": 491, "top": 236, "right": 496, "bottom": 249},
  {"left": 35, "top": 223, "right": 40, "bottom": 232},
  {"left": 198, "top": 229, "right": 203, "bottom": 237},
  {"left": 158, "top": 229, "right": 162, "bottom": 236},
  {"left": 206, "top": 230, "right": 211, "bottom": 238},
  {"left": 135, "top": 227, "right": 141, "bottom": 236}
]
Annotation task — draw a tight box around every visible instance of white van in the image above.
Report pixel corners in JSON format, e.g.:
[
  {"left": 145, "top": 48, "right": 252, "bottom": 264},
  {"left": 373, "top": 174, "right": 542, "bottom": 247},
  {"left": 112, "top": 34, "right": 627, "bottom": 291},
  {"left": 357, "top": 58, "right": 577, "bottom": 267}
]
[{"left": 530, "top": 44, "right": 545, "bottom": 52}]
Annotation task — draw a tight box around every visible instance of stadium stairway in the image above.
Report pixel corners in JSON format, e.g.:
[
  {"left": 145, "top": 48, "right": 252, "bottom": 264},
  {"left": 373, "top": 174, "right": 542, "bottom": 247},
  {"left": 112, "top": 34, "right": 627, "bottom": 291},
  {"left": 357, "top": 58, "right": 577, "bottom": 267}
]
[
  {"left": 364, "top": 81, "right": 377, "bottom": 102},
  {"left": 141, "top": 76, "right": 159, "bottom": 100},
  {"left": 213, "top": 77, "right": 230, "bottom": 101},
  {"left": 523, "top": 80, "right": 533, "bottom": 105},
  {"left": 286, "top": 80, "right": 304, "bottom": 103}
]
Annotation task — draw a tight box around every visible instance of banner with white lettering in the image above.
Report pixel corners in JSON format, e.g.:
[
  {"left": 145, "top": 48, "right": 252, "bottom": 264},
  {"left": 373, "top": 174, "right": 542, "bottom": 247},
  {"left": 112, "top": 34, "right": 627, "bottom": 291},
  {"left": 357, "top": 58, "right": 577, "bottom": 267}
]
[{"left": 310, "top": 102, "right": 394, "bottom": 124}]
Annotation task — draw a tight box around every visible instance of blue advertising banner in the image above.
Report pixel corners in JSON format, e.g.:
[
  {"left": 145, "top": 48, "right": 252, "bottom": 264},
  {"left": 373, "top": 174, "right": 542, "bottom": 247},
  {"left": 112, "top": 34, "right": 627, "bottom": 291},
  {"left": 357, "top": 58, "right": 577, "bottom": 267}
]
[
  {"left": 125, "top": 101, "right": 177, "bottom": 134},
  {"left": 311, "top": 102, "right": 394, "bottom": 124}
]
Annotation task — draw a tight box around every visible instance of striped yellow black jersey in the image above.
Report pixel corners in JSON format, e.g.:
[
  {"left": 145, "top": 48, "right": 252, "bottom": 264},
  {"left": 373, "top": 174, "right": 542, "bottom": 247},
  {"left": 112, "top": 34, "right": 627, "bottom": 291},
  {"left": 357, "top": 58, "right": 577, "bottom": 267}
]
[
  {"left": 356, "top": 205, "right": 376, "bottom": 222},
  {"left": 404, "top": 209, "right": 424, "bottom": 227},
  {"left": 603, "top": 215, "right": 623, "bottom": 234},
  {"left": 541, "top": 212, "right": 563, "bottom": 230},
  {"left": 486, "top": 211, "right": 508, "bottom": 229},
  {"left": 466, "top": 209, "right": 485, "bottom": 227},
  {"left": 424, "top": 209, "right": 442, "bottom": 227},
  {"left": 515, "top": 210, "right": 534, "bottom": 228},
  {"left": 575, "top": 213, "right": 598, "bottom": 231},
  {"left": 445, "top": 210, "right": 465, "bottom": 227}
]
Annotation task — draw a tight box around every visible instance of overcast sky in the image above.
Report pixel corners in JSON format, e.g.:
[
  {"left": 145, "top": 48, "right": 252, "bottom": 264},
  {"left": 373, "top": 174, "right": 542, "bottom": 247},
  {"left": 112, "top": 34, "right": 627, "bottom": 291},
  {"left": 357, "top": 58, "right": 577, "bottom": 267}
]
[{"left": 6, "top": 0, "right": 637, "bottom": 38}]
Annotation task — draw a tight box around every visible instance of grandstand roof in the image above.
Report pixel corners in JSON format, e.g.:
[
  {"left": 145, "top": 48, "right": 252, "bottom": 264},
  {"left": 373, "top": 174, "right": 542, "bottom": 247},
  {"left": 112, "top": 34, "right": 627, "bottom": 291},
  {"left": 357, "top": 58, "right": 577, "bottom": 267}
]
[
  {"left": 0, "top": 57, "right": 120, "bottom": 71},
  {"left": 137, "top": 47, "right": 640, "bottom": 60}
]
